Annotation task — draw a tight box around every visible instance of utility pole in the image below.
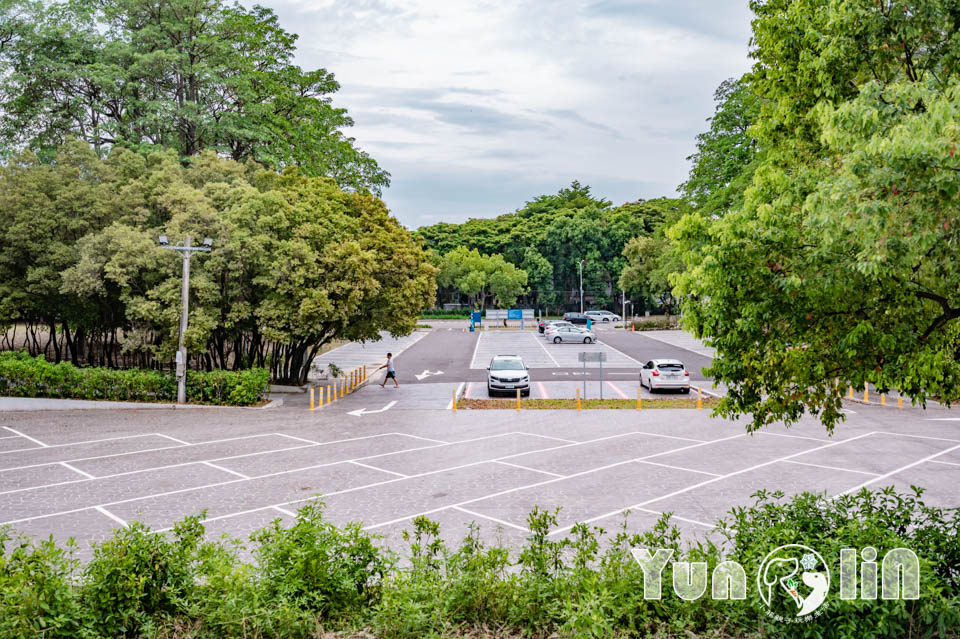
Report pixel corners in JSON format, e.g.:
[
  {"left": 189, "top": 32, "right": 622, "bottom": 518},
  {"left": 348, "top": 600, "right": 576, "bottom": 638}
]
[
  {"left": 622, "top": 290, "right": 626, "bottom": 329},
  {"left": 159, "top": 234, "right": 213, "bottom": 404},
  {"left": 578, "top": 259, "right": 585, "bottom": 313}
]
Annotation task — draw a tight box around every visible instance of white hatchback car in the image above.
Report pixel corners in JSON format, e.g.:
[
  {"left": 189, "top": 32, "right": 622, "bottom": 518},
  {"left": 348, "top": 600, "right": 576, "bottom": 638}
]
[
  {"left": 640, "top": 359, "right": 690, "bottom": 393},
  {"left": 487, "top": 355, "right": 530, "bottom": 397},
  {"left": 585, "top": 310, "right": 621, "bottom": 322}
]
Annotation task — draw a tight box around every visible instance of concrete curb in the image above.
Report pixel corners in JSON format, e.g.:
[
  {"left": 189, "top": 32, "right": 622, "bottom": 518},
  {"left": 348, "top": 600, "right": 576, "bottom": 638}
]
[{"left": 0, "top": 396, "right": 279, "bottom": 411}]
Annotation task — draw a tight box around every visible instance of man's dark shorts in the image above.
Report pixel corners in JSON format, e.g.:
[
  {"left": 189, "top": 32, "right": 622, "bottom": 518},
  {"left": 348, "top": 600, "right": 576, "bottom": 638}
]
[{"left": 386, "top": 371, "right": 396, "bottom": 379}]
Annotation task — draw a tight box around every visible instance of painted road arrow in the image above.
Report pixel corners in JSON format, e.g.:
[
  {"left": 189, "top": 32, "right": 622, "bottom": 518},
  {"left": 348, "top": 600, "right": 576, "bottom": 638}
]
[
  {"left": 347, "top": 401, "right": 397, "bottom": 417},
  {"left": 415, "top": 369, "right": 444, "bottom": 381}
]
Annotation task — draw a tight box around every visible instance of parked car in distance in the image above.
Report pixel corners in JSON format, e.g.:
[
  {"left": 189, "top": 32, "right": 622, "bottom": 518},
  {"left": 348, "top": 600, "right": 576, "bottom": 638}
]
[
  {"left": 548, "top": 326, "right": 596, "bottom": 344},
  {"left": 562, "top": 312, "right": 590, "bottom": 325},
  {"left": 487, "top": 355, "right": 530, "bottom": 397},
  {"left": 541, "top": 320, "right": 575, "bottom": 334},
  {"left": 640, "top": 359, "right": 690, "bottom": 393},
  {"left": 585, "top": 310, "right": 621, "bottom": 322}
]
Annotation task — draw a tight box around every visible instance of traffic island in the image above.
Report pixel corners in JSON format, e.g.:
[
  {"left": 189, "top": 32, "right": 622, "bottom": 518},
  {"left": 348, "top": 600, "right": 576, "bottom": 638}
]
[{"left": 458, "top": 397, "right": 720, "bottom": 410}]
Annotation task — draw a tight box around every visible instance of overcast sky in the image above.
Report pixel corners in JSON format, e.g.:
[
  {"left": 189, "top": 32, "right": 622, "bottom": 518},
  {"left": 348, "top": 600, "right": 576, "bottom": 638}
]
[{"left": 253, "top": 0, "right": 754, "bottom": 229}]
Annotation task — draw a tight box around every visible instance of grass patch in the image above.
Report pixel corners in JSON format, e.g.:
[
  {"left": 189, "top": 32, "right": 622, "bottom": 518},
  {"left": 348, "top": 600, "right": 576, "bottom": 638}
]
[{"left": 460, "top": 397, "right": 720, "bottom": 409}]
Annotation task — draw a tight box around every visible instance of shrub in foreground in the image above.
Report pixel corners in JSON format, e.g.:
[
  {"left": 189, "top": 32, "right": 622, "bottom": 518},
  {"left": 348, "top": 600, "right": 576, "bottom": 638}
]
[
  {"left": 0, "top": 351, "right": 269, "bottom": 405},
  {"left": 0, "top": 489, "right": 957, "bottom": 638}
]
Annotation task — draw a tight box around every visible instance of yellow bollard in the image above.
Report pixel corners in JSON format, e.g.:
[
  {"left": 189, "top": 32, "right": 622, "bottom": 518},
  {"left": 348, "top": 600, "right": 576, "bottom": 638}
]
[
  {"left": 881, "top": 394, "right": 886, "bottom": 406},
  {"left": 637, "top": 388, "right": 642, "bottom": 411},
  {"left": 339, "top": 379, "right": 344, "bottom": 399},
  {"left": 576, "top": 387, "right": 581, "bottom": 410},
  {"left": 898, "top": 396, "right": 903, "bottom": 408},
  {"left": 310, "top": 387, "right": 315, "bottom": 411},
  {"left": 329, "top": 385, "right": 334, "bottom": 404},
  {"left": 697, "top": 388, "right": 703, "bottom": 410},
  {"left": 864, "top": 387, "right": 869, "bottom": 403},
  {"left": 848, "top": 386, "right": 854, "bottom": 399},
  {"left": 363, "top": 365, "right": 367, "bottom": 382},
  {"left": 318, "top": 385, "right": 324, "bottom": 408},
  {"left": 452, "top": 388, "right": 457, "bottom": 411},
  {"left": 516, "top": 388, "right": 521, "bottom": 410}
]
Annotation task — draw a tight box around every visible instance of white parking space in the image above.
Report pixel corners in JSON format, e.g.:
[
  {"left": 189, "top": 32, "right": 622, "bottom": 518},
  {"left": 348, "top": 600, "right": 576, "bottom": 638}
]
[
  {"left": 310, "top": 331, "right": 428, "bottom": 377},
  {"left": 469, "top": 332, "right": 640, "bottom": 369}
]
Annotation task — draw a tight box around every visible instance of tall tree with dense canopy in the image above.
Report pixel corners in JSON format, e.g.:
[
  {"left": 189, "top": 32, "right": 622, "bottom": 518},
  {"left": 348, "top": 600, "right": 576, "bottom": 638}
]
[
  {"left": 0, "top": 143, "right": 434, "bottom": 384},
  {"left": 672, "top": 0, "right": 960, "bottom": 431},
  {"left": 0, "top": 0, "right": 389, "bottom": 193}
]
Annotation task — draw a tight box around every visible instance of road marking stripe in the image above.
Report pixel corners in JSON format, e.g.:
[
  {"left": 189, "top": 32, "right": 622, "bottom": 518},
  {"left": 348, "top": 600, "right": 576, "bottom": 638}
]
[
  {"left": 635, "top": 460, "right": 720, "bottom": 477},
  {"left": 469, "top": 331, "right": 484, "bottom": 369},
  {"left": 350, "top": 460, "right": 408, "bottom": 478},
  {"left": 0, "top": 432, "right": 449, "bottom": 494},
  {"left": 465, "top": 382, "right": 474, "bottom": 399},
  {"left": 536, "top": 381, "right": 549, "bottom": 399},
  {"left": 203, "top": 461, "right": 250, "bottom": 479},
  {"left": 633, "top": 507, "right": 715, "bottom": 529},
  {"left": 782, "top": 460, "right": 879, "bottom": 476},
  {"left": 516, "top": 432, "right": 577, "bottom": 444},
  {"left": 930, "top": 460, "right": 960, "bottom": 467},
  {"left": 606, "top": 381, "right": 629, "bottom": 399},
  {"left": 156, "top": 433, "right": 191, "bottom": 445},
  {"left": 451, "top": 506, "right": 529, "bottom": 531},
  {"left": 834, "top": 442, "right": 960, "bottom": 497},
  {"left": 95, "top": 506, "right": 128, "bottom": 528},
  {"left": 880, "top": 431, "right": 960, "bottom": 444},
  {"left": 544, "top": 431, "right": 878, "bottom": 536},
  {"left": 494, "top": 460, "right": 565, "bottom": 478},
  {"left": 273, "top": 505, "right": 297, "bottom": 517},
  {"left": 530, "top": 332, "right": 560, "bottom": 367},
  {"left": 595, "top": 341, "right": 643, "bottom": 367},
  {"left": 632, "top": 331, "right": 715, "bottom": 358},
  {"left": 2, "top": 427, "right": 48, "bottom": 447},
  {"left": 60, "top": 461, "right": 95, "bottom": 479}
]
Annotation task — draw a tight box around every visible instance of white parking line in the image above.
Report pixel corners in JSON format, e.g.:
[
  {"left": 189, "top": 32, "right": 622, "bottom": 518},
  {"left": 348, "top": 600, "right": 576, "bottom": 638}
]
[
  {"left": 636, "top": 460, "right": 720, "bottom": 477},
  {"left": 95, "top": 506, "right": 128, "bottom": 528},
  {"left": 537, "top": 381, "right": 549, "bottom": 399},
  {"left": 60, "top": 462, "right": 95, "bottom": 479},
  {"left": 469, "top": 331, "right": 484, "bottom": 368},
  {"left": 834, "top": 442, "right": 960, "bottom": 497},
  {"left": 273, "top": 505, "right": 297, "bottom": 517},
  {"left": 203, "top": 461, "right": 250, "bottom": 479},
  {"left": 495, "top": 460, "right": 566, "bottom": 478},
  {"left": 530, "top": 332, "right": 560, "bottom": 367},
  {"left": 544, "top": 431, "right": 878, "bottom": 536},
  {"left": 880, "top": 431, "right": 960, "bottom": 444},
  {"left": 930, "top": 460, "right": 960, "bottom": 468},
  {"left": 782, "top": 460, "right": 879, "bottom": 476},
  {"left": 633, "top": 506, "right": 715, "bottom": 529},
  {"left": 350, "top": 460, "right": 408, "bottom": 478},
  {"left": 0, "top": 432, "right": 447, "bottom": 495},
  {"left": 157, "top": 434, "right": 192, "bottom": 445},
  {"left": 606, "top": 381, "right": 629, "bottom": 399},
  {"left": 2, "top": 426, "right": 48, "bottom": 448},
  {"left": 451, "top": 506, "right": 529, "bottom": 531},
  {"left": 595, "top": 340, "right": 642, "bottom": 367}
]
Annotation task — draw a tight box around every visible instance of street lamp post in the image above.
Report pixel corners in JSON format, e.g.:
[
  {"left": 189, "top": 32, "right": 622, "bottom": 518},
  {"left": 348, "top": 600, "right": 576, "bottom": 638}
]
[
  {"left": 159, "top": 235, "right": 213, "bottom": 404},
  {"left": 578, "top": 259, "right": 585, "bottom": 314}
]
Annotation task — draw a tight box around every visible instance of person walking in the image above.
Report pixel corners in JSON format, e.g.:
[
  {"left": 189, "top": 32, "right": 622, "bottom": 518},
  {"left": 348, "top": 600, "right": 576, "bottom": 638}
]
[{"left": 378, "top": 353, "right": 399, "bottom": 388}]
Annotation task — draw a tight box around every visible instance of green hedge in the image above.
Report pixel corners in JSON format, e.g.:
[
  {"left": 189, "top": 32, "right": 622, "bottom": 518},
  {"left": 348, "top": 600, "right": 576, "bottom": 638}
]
[
  {"left": 0, "top": 351, "right": 269, "bottom": 406},
  {"left": 0, "top": 488, "right": 957, "bottom": 638}
]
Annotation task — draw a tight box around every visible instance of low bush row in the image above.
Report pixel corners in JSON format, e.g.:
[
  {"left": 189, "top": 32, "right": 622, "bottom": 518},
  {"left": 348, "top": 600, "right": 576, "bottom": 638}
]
[
  {"left": 1, "top": 488, "right": 957, "bottom": 638},
  {"left": 0, "top": 351, "right": 270, "bottom": 406}
]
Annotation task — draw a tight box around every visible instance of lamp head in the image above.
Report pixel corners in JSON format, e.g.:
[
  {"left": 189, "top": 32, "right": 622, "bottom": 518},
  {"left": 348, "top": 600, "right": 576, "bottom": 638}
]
[
  {"left": 201, "top": 237, "right": 213, "bottom": 248},
  {"left": 158, "top": 235, "right": 169, "bottom": 246}
]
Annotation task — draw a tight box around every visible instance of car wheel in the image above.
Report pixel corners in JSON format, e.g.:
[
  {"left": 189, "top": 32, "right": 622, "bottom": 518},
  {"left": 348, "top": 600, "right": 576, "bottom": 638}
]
[
  {"left": 603, "top": 317, "right": 609, "bottom": 322},
  {"left": 583, "top": 337, "right": 592, "bottom": 344},
  {"left": 553, "top": 336, "right": 561, "bottom": 344},
  {"left": 682, "top": 387, "right": 690, "bottom": 394},
  {"left": 522, "top": 389, "right": 530, "bottom": 397}
]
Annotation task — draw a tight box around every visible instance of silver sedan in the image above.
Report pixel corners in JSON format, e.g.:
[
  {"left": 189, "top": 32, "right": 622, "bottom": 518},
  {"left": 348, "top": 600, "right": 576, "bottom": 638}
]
[{"left": 547, "top": 326, "right": 597, "bottom": 344}]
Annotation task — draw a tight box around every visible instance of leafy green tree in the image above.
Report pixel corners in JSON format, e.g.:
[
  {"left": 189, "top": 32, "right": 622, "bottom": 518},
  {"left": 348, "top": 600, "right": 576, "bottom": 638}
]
[
  {"left": 1, "top": 144, "right": 432, "bottom": 384},
  {"left": 673, "top": 0, "right": 960, "bottom": 431},
  {"left": 418, "top": 183, "right": 668, "bottom": 311},
  {"left": 437, "top": 247, "right": 528, "bottom": 310},
  {"left": 0, "top": 0, "right": 388, "bottom": 193},
  {"left": 681, "top": 76, "right": 761, "bottom": 217}
]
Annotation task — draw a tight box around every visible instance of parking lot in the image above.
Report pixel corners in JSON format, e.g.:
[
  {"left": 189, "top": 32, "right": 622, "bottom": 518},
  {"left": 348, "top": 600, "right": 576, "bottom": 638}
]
[{"left": 1, "top": 325, "right": 957, "bottom": 559}]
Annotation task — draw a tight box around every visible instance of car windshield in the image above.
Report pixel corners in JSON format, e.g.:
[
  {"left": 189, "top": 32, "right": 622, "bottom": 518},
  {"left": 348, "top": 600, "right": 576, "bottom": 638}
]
[
  {"left": 491, "top": 360, "right": 524, "bottom": 370},
  {"left": 658, "top": 363, "right": 684, "bottom": 371}
]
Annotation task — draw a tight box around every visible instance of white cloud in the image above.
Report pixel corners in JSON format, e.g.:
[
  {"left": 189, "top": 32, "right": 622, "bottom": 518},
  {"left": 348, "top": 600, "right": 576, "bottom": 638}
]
[{"left": 251, "top": 0, "right": 753, "bottom": 228}]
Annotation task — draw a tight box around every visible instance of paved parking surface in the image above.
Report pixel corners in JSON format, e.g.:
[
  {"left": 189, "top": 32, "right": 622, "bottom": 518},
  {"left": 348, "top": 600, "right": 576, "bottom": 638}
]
[
  {"left": 1, "top": 398, "right": 958, "bottom": 559},
  {"left": 3, "top": 326, "right": 957, "bottom": 560}
]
